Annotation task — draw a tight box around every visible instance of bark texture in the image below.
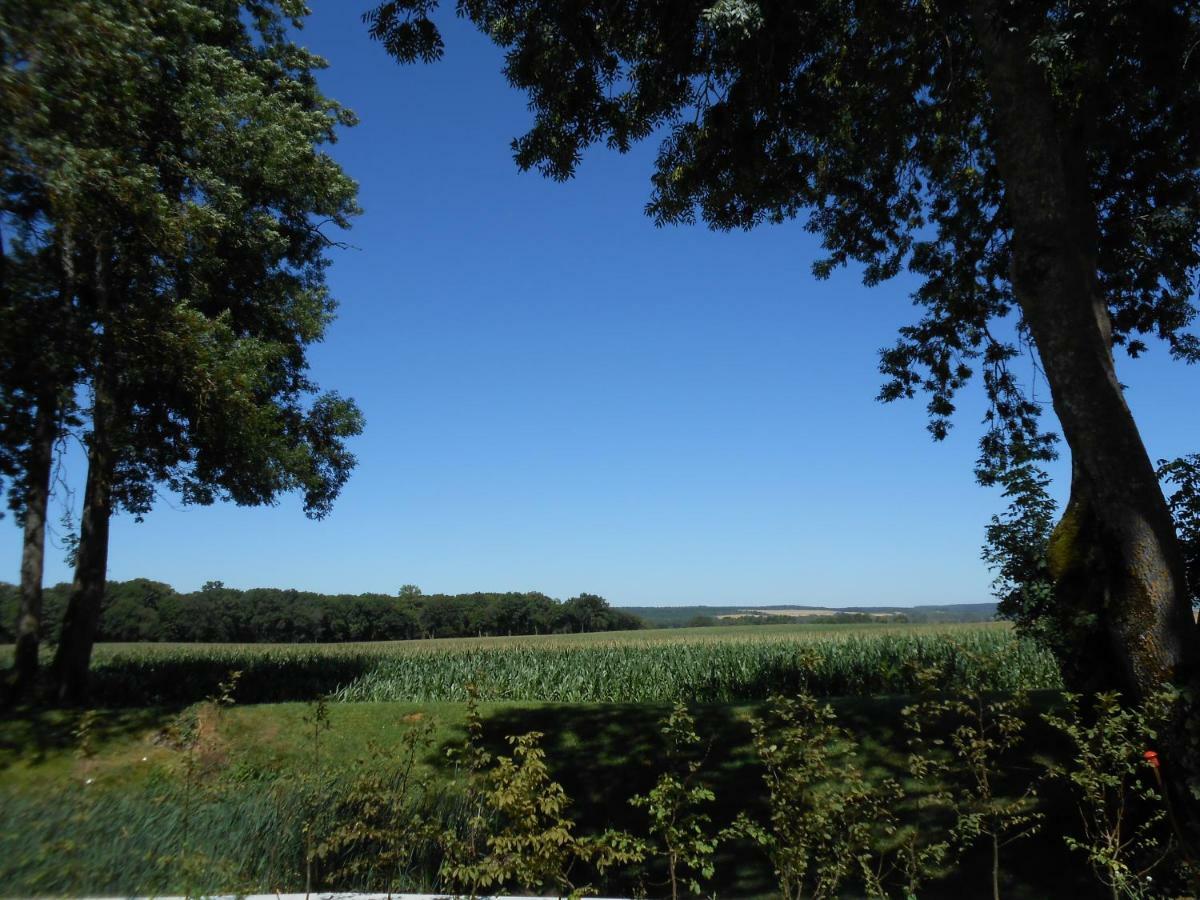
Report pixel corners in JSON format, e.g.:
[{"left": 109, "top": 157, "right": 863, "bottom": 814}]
[
  {"left": 969, "top": 0, "right": 1200, "bottom": 696},
  {"left": 50, "top": 384, "right": 113, "bottom": 705},
  {"left": 51, "top": 246, "right": 115, "bottom": 705},
  {"left": 10, "top": 393, "right": 56, "bottom": 699}
]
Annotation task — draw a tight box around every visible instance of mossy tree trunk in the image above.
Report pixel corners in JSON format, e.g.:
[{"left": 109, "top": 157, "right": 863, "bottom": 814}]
[{"left": 970, "top": 0, "right": 1200, "bottom": 697}]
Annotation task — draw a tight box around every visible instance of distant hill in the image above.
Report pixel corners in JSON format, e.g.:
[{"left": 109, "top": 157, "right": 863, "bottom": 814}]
[{"left": 623, "top": 602, "right": 998, "bottom": 629}]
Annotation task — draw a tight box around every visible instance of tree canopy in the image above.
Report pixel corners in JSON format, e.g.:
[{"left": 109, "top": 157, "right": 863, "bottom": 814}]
[
  {"left": 365, "top": 0, "right": 1197, "bottom": 465},
  {"left": 1, "top": 0, "right": 365, "bottom": 699},
  {"left": 364, "top": 0, "right": 1200, "bottom": 701}
]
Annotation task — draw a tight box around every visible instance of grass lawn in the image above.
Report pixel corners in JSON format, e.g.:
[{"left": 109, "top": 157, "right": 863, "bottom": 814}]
[{"left": 0, "top": 691, "right": 1117, "bottom": 898}]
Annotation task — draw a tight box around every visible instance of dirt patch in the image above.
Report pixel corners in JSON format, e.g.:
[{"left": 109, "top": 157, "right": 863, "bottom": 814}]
[
  {"left": 150, "top": 702, "right": 231, "bottom": 771},
  {"left": 718, "top": 608, "right": 897, "bottom": 619}
]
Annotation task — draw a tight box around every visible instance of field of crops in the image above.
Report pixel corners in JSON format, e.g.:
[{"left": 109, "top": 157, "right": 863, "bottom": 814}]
[
  {"left": 0, "top": 621, "right": 1061, "bottom": 706},
  {"left": 0, "top": 622, "right": 1094, "bottom": 898}
]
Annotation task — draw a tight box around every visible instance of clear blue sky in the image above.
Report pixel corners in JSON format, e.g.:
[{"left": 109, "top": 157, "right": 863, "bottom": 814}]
[{"left": 1, "top": 6, "right": 1196, "bottom": 607}]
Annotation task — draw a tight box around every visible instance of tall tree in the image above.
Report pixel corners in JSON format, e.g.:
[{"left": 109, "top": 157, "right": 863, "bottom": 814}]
[
  {"left": 0, "top": 244, "right": 72, "bottom": 700},
  {"left": 0, "top": 2, "right": 91, "bottom": 700},
  {"left": 1, "top": 0, "right": 364, "bottom": 701},
  {"left": 364, "top": 0, "right": 1200, "bottom": 697}
]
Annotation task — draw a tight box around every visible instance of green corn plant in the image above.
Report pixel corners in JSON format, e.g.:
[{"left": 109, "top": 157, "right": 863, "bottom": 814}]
[{"left": 56, "top": 625, "right": 1062, "bottom": 706}]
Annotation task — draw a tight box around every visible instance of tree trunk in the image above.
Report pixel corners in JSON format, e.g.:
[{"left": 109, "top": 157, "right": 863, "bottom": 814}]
[
  {"left": 10, "top": 392, "right": 57, "bottom": 700},
  {"left": 1041, "top": 461, "right": 1132, "bottom": 690},
  {"left": 52, "top": 243, "right": 115, "bottom": 706},
  {"left": 51, "top": 384, "right": 114, "bottom": 705},
  {"left": 969, "top": 1, "right": 1200, "bottom": 696}
]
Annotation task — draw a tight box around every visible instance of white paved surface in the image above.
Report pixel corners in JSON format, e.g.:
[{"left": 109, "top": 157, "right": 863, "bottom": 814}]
[{"left": 77, "top": 894, "right": 630, "bottom": 899}]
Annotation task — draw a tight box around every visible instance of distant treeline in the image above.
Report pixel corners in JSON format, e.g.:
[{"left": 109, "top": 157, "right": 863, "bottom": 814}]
[{"left": 0, "top": 581, "right": 644, "bottom": 644}]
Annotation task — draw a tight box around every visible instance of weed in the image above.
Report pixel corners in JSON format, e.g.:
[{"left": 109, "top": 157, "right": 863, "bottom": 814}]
[
  {"left": 1043, "top": 690, "right": 1177, "bottom": 899},
  {"left": 903, "top": 657, "right": 1042, "bottom": 900},
  {"left": 629, "top": 701, "right": 719, "bottom": 899}
]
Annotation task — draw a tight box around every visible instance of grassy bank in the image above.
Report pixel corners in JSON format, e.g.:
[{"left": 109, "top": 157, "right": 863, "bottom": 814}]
[{"left": 0, "top": 694, "right": 1110, "bottom": 898}]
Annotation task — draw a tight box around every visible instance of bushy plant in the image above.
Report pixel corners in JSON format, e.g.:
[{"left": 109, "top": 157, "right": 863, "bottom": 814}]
[
  {"left": 733, "top": 691, "right": 904, "bottom": 899},
  {"left": 313, "top": 712, "right": 439, "bottom": 894},
  {"left": 161, "top": 670, "right": 243, "bottom": 897},
  {"left": 72, "top": 709, "right": 100, "bottom": 763},
  {"left": 629, "top": 701, "right": 720, "bottom": 899},
  {"left": 1043, "top": 690, "right": 1178, "bottom": 899},
  {"left": 438, "top": 685, "right": 640, "bottom": 898},
  {"left": 301, "top": 696, "right": 331, "bottom": 893},
  {"left": 903, "top": 662, "right": 1041, "bottom": 900}
]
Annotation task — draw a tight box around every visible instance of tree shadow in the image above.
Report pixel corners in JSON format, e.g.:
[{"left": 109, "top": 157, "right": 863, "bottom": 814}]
[
  {"left": 82, "top": 654, "right": 378, "bottom": 707},
  {"left": 0, "top": 705, "right": 175, "bottom": 772},
  {"left": 441, "top": 701, "right": 771, "bottom": 898},
  {"left": 449, "top": 694, "right": 1107, "bottom": 899},
  {"left": 832, "top": 691, "right": 1106, "bottom": 900}
]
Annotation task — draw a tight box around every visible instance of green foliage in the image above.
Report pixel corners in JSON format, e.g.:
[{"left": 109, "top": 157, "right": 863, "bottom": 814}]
[
  {"left": 441, "top": 731, "right": 581, "bottom": 896},
  {"left": 72, "top": 709, "right": 100, "bottom": 762},
  {"left": 985, "top": 462, "right": 1058, "bottom": 643},
  {"left": 0, "top": 579, "right": 643, "bottom": 645},
  {"left": 5, "top": 683, "right": 1176, "bottom": 897},
  {"left": 1042, "top": 691, "right": 1177, "bottom": 899},
  {"left": 439, "top": 686, "right": 640, "bottom": 898},
  {"left": 300, "top": 695, "right": 332, "bottom": 893},
  {"left": 904, "top": 658, "right": 1041, "bottom": 900},
  {"left": 313, "top": 712, "right": 438, "bottom": 893},
  {"left": 1158, "top": 455, "right": 1200, "bottom": 609},
  {"left": 161, "top": 670, "right": 244, "bottom": 897},
  {"left": 1, "top": 0, "right": 365, "bottom": 522},
  {"left": 735, "top": 691, "right": 904, "bottom": 899},
  {"left": 629, "top": 702, "right": 719, "bottom": 899}
]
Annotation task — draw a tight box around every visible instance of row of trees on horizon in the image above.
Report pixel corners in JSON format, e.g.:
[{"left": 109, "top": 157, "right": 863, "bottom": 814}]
[{"left": 0, "top": 581, "right": 643, "bottom": 645}]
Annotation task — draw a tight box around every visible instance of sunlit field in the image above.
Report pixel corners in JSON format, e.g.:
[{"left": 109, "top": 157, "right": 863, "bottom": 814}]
[{"left": 0, "top": 620, "right": 1058, "bottom": 706}]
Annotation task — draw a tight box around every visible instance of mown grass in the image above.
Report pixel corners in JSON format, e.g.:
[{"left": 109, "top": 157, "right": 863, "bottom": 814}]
[{"left": 0, "top": 622, "right": 1060, "bottom": 706}]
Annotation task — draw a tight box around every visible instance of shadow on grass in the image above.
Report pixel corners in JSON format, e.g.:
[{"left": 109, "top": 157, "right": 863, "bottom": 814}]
[
  {"left": 84, "top": 655, "right": 378, "bottom": 706},
  {"left": 0, "top": 705, "right": 175, "bottom": 772},
  {"left": 455, "top": 694, "right": 1106, "bottom": 899},
  {"left": 0, "top": 690, "right": 1118, "bottom": 898}
]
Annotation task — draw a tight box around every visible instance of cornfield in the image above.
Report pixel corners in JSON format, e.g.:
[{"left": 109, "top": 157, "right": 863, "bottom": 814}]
[{"left": 1, "top": 622, "right": 1060, "bottom": 706}]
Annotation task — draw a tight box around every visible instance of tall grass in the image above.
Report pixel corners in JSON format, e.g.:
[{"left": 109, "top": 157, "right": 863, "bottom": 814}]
[{"left": 0, "top": 774, "right": 455, "bottom": 897}]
